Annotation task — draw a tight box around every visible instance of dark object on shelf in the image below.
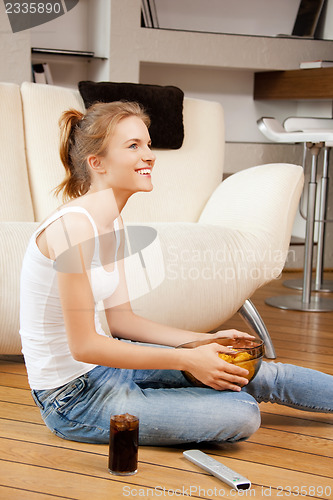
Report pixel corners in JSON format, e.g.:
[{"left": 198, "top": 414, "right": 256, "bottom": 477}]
[
  {"left": 31, "top": 47, "right": 95, "bottom": 58},
  {"left": 32, "top": 63, "right": 53, "bottom": 84},
  {"left": 292, "top": 0, "right": 325, "bottom": 38},
  {"left": 141, "top": 0, "right": 159, "bottom": 28}
]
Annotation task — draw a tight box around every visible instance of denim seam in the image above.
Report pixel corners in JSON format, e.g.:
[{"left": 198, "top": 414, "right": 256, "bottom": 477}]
[
  {"left": 51, "top": 411, "right": 107, "bottom": 439},
  {"left": 268, "top": 397, "right": 331, "bottom": 413}
]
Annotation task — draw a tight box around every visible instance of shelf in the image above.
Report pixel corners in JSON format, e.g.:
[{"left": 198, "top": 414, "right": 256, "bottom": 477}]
[
  {"left": 254, "top": 67, "right": 333, "bottom": 99},
  {"left": 136, "top": 28, "right": 333, "bottom": 72}
]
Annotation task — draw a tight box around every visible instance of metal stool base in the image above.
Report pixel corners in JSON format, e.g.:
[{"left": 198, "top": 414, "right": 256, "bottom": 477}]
[
  {"left": 265, "top": 294, "right": 333, "bottom": 312},
  {"left": 284, "top": 278, "right": 333, "bottom": 293}
]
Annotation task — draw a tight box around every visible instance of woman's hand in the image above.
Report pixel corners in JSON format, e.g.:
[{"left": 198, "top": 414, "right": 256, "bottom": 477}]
[
  {"left": 182, "top": 342, "right": 250, "bottom": 391},
  {"left": 209, "top": 329, "right": 256, "bottom": 341}
]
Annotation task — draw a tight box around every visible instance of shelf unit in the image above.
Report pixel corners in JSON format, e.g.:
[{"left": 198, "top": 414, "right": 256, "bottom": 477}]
[
  {"left": 254, "top": 67, "right": 333, "bottom": 100},
  {"left": 28, "top": 0, "right": 110, "bottom": 87},
  {"left": 3, "top": 0, "right": 333, "bottom": 90},
  {"left": 105, "top": 0, "right": 333, "bottom": 84}
]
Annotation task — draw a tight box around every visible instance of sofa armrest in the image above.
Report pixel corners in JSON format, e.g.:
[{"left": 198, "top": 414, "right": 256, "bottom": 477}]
[
  {"left": 0, "top": 222, "right": 38, "bottom": 354},
  {"left": 199, "top": 163, "right": 304, "bottom": 250}
]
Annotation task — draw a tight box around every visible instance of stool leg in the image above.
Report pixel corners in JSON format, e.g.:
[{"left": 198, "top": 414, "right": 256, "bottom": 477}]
[
  {"left": 302, "top": 144, "right": 318, "bottom": 304},
  {"left": 285, "top": 146, "right": 333, "bottom": 292},
  {"left": 314, "top": 147, "right": 333, "bottom": 292},
  {"left": 265, "top": 142, "right": 333, "bottom": 312}
]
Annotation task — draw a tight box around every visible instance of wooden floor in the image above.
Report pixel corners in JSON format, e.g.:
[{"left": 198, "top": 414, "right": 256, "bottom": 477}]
[{"left": 0, "top": 272, "right": 332, "bottom": 500}]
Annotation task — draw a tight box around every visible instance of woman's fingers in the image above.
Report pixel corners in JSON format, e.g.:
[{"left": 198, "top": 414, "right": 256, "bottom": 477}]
[
  {"left": 204, "top": 368, "right": 249, "bottom": 391},
  {"left": 212, "top": 329, "right": 256, "bottom": 340},
  {"left": 187, "top": 343, "right": 250, "bottom": 391}
]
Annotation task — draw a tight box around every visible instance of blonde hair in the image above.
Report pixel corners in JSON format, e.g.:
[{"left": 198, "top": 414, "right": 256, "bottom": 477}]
[{"left": 54, "top": 101, "right": 150, "bottom": 201}]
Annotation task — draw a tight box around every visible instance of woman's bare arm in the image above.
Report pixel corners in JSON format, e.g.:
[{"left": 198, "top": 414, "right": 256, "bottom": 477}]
[
  {"left": 104, "top": 216, "right": 254, "bottom": 347},
  {"left": 50, "top": 213, "right": 249, "bottom": 391}
]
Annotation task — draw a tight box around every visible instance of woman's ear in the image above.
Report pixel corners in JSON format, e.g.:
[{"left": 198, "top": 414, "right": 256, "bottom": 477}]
[{"left": 87, "top": 155, "right": 106, "bottom": 174}]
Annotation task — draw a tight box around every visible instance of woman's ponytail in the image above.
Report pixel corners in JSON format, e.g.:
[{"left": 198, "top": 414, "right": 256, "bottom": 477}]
[{"left": 54, "top": 109, "right": 91, "bottom": 201}]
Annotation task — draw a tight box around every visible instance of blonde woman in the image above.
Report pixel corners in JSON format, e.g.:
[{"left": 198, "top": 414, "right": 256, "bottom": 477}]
[{"left": 20, "top": 101, "right": 333, "bottom": 444}]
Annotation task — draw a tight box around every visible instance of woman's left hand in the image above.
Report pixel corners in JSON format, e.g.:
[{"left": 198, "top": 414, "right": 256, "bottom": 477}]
[{"left": 203, "top": 330, "right": 256, "bottom": 341}]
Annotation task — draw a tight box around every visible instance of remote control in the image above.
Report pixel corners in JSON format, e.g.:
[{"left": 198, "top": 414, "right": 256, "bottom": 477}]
[{"left": 183, "top": 449, "right": 251, "bottom": 491}]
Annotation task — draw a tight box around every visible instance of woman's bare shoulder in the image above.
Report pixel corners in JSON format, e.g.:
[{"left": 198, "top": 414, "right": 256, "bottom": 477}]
[{"left": 45, "top": 211, "right": 96, "bottom": 261}]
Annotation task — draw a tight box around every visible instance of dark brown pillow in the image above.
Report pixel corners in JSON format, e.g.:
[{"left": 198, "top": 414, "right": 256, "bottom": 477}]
[{"left": 78, "top": 81, "right": 184, "bottom": 149}]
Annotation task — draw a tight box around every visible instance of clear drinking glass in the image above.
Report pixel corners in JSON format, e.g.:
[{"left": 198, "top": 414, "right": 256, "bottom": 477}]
[{"left": 108, "top": 413, "right": 139, "bottom": 475}]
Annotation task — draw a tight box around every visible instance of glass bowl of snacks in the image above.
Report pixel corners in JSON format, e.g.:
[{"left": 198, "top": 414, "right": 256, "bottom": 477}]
[{"left": 176, "top": 337, "right": 264, "bottom": 387}]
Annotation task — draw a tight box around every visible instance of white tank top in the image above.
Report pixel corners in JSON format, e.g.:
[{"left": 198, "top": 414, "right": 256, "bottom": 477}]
[{"left": 19, "top": 207, "right": 120, "bottom": 390}]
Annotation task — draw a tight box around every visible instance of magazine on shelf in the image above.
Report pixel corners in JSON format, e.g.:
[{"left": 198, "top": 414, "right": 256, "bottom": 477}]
[
  {"left": 32, "top": 63, "right": 54, "bottom": 84},
  {"left": 300, "top": 60, "right": 333, "bottom": 69},
  {"left": 292, "top": 0, "right": 325, "bottom": 38},
  {"left": 141, "top": 0, "right": 159, "bottom": 28}
]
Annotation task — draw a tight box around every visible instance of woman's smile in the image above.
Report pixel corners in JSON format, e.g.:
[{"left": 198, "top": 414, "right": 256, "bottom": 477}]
[{"left": 135, "top": 167, "right": 152, "bottom": 177}]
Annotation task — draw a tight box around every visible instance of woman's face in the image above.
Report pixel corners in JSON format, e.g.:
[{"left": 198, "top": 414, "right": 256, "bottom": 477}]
[{"left": 98, "top": 115, "right": 156, "bottom": 200}]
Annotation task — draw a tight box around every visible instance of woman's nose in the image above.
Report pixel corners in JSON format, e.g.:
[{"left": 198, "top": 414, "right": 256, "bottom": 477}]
[{"left": 143, "top": 148, "right": 156, "bottom": 163}]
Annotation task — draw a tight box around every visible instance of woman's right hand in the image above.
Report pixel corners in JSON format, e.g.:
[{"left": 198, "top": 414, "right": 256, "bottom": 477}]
[{"left": 182, "top": 342, "right": 250, "bottom": 391}]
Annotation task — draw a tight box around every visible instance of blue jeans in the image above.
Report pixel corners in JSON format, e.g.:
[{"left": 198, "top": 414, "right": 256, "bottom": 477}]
[{"left": 31, "top": 360, "right": 333, "bottom": 445}]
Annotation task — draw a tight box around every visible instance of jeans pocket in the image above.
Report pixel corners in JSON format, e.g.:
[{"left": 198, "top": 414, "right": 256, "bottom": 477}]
[{"left": 52, "top": 376, "right": 87, "bottom": 414}]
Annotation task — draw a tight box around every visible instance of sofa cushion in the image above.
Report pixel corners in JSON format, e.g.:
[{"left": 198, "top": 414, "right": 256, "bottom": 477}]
[
  {"left": 78, "top": 81, "right": 184, "bottom": 149},
  {"left": 21, "top": 82, "right": 85, "bottom": 221},
  {"left": 0, "top": 222, "right": 39, "bottom": 354},
  {"left": 0, "top": 83, "right": 34, "bottom": 221}
]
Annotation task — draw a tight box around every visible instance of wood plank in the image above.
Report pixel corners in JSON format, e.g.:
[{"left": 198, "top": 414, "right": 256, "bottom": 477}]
[
  {"left": 0, "top": 418, "right": 104, "bottom": 455},
  {"left": 266, "top": 348, "right": 333, "bottom": 366},
  {"left": 0, "top": 373, "right": 30, "bottom": 390},
  {"left": 0, "top": 460, "right": 149, "bottom": 500},
  {"left": 259, "top": 401, "right": 333, "bottom": 425},
  {"left": 260, "top": 412, "right": 333, "bottom": 440},
  {"left": 0, "top": 361, "right": 27, "bottom": 375},
  {"left": 272, "top": 339, "right": 333, "bottom": 356},
  {"left": 0, "top": 402, "right": 43, "bottom": 424},
  {"left": 250, "top": 427, "right": 333, "bottom": 458},
  {"left": 0, "top": 386, "right": 34, "bottom": 405},
  {"left": 0, "top": 485, "right": 72, "bottom": 500},
  {"left": 203, "top": 441, "right": 333, "bottom": 477}
]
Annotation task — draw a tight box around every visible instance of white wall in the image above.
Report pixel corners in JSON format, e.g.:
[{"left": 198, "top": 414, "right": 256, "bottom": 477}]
[
  {"left": 30, "top": 0, "right": 109, "bottom": 57},
  {"left": 140, "top": 62, "right": 302, "bottom": 143},
  {"left": 0, "top": 1, "right": 31, "bottom": 83},
  {"left": 154, "top": 0, "right": 302, "bottom": 37}
]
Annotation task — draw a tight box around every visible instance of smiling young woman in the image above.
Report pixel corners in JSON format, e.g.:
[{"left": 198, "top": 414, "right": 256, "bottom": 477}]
[{"left": 19, "top": 100, "right": 333, "bottom": 446}]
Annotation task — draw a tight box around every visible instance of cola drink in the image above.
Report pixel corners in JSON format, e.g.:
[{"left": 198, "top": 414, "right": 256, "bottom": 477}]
[{"left": 108, "top": 414, "right": 139, "bottom": 475}]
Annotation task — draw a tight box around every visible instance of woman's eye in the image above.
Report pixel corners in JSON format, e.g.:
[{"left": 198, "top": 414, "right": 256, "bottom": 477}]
[{"left": 129, "top": 143, "right": 138, "bottom": 149}]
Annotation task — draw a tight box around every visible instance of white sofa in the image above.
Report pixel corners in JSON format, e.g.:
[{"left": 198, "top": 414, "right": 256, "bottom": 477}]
[{"left": 0, "top": 82, "right": 304, "bottom": 355}]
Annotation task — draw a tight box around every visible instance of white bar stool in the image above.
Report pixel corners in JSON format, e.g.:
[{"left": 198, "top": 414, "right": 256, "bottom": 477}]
[
  {"left": 257, "top": 117, "right": 333, "bottom": 312},
  {"left": 282, "top": 117, "right": 333, "bottom": 293}
]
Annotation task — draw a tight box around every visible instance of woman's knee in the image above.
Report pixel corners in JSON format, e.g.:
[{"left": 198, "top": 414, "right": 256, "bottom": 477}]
[{"left": 215, "top": 393, "right": 261, "bottom": 443}]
